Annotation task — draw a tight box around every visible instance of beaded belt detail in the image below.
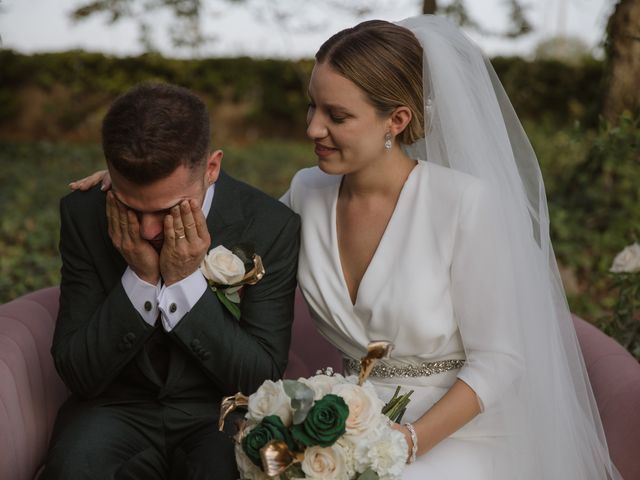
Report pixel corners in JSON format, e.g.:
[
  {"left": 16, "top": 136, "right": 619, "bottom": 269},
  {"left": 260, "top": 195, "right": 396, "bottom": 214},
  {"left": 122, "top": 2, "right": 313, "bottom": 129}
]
[{"left": 343, "top": 358, "right": 465, "bottom": 378}]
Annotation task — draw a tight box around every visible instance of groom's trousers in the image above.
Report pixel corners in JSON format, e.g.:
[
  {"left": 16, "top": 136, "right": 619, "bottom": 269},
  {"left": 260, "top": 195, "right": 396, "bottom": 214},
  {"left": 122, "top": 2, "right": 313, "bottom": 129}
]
[{"left": 41, "top": 396, "right": 242, "bottom": 480}]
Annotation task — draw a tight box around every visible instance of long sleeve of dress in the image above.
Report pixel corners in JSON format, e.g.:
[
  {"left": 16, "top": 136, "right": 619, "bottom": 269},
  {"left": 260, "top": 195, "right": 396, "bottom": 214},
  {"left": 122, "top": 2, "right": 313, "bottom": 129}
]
[{"left": 451, "top": 180, "right": 524, "bottom": 411}]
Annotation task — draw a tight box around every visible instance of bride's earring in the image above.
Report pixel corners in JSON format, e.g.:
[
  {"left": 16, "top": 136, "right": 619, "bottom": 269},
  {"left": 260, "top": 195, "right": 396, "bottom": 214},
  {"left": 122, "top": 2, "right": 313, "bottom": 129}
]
[{"left": 384, "top": 132, "right": 393, "bottom": 151}]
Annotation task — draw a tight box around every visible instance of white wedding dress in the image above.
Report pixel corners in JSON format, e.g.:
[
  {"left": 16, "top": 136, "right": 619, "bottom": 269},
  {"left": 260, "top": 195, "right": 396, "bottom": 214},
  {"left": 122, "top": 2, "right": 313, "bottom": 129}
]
[{"left": 282, "top": 161, "right": 524, "bottom": 478}]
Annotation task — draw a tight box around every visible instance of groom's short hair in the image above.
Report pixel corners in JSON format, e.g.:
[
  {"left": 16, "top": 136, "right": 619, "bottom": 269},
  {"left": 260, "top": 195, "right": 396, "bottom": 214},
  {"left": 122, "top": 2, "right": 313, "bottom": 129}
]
[{"left": 102, "top": 82, "right": 211, "bottom": 184}]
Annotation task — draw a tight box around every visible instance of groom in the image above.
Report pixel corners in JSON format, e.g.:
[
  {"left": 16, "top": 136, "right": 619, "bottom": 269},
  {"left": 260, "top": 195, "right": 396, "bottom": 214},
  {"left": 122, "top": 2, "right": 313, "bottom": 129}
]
[{"left": 43, "top": 83, "right": 300, "bottom": 479}]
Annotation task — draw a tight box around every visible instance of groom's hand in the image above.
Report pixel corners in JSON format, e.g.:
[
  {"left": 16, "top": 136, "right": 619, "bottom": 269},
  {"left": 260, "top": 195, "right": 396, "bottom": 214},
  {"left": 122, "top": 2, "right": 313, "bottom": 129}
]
[
  {"left": 160, "top": 199, "right": 211, "bottom": 286},
  {"left": 107, "top": 191, "right": 160, "bottom": 284}
]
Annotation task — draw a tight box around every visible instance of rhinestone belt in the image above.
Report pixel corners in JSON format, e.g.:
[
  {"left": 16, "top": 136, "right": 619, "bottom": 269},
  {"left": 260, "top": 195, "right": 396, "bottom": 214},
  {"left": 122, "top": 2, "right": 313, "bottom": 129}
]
[{"left": 343, "top": 358, "right": 465, "bottom": 378}]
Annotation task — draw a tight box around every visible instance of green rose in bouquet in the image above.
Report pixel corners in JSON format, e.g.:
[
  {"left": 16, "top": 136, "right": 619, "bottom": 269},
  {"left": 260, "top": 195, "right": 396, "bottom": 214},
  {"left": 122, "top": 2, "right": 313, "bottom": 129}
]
[{"left": 291, "top": 394, "right": 349, "bottom": 447}]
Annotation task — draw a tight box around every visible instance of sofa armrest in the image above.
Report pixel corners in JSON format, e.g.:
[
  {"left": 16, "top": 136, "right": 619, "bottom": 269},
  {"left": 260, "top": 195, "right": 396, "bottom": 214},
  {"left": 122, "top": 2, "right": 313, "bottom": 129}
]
[
  {"left": 0, "top": 287, "right": 68, "bottom": 480},
  {"left": 573, "top": 315, "right": 640, "bottom": 480}
]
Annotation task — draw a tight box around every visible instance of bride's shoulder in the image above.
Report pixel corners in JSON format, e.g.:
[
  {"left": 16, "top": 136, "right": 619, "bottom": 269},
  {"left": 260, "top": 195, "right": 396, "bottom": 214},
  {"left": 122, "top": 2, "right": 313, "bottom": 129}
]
[
  {"left": 288, "top": 166, "right": 340, "bottom": 200},
  {"left": 290, "top": 166, "right": 339, "bottom": 189},
  {"left": 282, "top": 166, "right": 340, "bottom": 213},
  {"left": 419, "top": 161, "right": 487, "bottom": 198}
]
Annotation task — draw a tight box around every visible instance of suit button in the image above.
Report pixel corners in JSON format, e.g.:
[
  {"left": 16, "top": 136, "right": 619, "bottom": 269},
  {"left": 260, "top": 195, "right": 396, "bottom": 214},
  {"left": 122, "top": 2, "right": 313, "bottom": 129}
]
[
  {"left": 190, "top": 339, "right": 201, "bottom": 350},
  {"left": 144, "top": 301, "right": 152, "bottom": 312},
  {"left": 125, "top": 332, "right": 136, "bottom": 342},
  {"left": 169, "top": 303, "right": 177, "bottom": 313}
]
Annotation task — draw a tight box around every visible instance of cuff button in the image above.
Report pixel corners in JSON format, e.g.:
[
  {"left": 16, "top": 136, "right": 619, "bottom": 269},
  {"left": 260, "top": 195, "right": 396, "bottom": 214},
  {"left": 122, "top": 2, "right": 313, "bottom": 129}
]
[
  {"left": 169, "top": 303, "right": 177, "bottom": 313},
  {"left": 144, "top": 301, "right": 152, "bottom": 312}
]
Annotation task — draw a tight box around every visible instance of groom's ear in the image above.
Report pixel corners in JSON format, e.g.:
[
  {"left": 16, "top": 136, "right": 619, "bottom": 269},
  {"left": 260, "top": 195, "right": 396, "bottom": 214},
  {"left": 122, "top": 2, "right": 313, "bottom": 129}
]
[
  {"left": 388, "top": 106, "right": 412, "bottom": 137},
  {"left": 205, "top": 150, "right": 224, "bottom": 185}
]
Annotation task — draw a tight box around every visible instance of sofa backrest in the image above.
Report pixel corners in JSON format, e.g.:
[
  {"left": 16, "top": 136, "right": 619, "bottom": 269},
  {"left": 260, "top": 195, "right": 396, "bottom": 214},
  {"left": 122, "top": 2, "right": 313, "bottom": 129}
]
[{"left": 0, "top": 287, "right": 68, "bottom": 480}]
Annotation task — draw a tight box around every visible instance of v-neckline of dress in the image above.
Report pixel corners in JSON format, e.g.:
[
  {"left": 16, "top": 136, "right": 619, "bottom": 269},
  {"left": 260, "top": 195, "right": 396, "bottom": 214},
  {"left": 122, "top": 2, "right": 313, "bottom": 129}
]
[{"left": 331, "top": 162, "right": 422, "bottom": 307}]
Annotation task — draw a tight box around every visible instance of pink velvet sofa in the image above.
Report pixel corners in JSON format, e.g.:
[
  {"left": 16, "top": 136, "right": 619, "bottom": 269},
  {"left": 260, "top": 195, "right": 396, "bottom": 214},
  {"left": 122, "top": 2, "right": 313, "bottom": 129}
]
[{"left": 1, "top": 287, "right": 639, "bottom": 480}]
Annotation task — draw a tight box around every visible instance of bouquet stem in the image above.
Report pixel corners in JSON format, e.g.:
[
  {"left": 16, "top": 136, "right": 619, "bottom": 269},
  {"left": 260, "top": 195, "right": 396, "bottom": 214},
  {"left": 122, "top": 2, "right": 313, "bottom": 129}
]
[{"left": 382, "top": 386, "right": 414, "bottom": 424}]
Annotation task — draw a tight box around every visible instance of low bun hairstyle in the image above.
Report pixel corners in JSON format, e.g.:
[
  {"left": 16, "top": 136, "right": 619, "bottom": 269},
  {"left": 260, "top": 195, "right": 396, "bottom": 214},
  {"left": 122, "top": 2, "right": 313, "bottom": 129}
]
[{"left": 315, "top": 20, "right": 424, "bottom": 145}]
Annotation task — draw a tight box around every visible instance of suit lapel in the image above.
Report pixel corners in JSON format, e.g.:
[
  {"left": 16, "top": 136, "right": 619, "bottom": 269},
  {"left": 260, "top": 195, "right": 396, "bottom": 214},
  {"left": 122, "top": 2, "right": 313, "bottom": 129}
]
[{"left": 206, "top": 170, "right": 247, "bottom": 242}]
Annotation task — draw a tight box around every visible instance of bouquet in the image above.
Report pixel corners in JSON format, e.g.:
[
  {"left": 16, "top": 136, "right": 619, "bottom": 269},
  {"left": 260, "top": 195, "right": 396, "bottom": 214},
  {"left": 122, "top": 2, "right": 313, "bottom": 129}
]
[{"left": 221, "top": 342, "right": 413, "bottom": 480}]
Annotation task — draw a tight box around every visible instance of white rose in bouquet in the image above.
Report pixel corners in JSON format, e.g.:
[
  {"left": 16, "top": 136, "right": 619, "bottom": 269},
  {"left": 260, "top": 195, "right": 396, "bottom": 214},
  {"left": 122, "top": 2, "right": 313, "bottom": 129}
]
[
  {"left": 301, "top": 444, "right": 348, "bottom": 480},
  {"left": 354, "top": 428, "right": 407, "bottom": 479},
  {"left": 200, "top": 245, "right": 246, "bottom": 285},
  {"left": 335, "top": 438, "right": 357, "bottom": 479},
  {"left": 299, "top": 373, "right": 345, "bottom": 400},
  {"left": 610, "top": 243, "right": 640, "bottom": 273},
  {"left": 248, "top": 380, "right": 293, "bottom": 426},
  {"left": 331, "top": 381, "right": 385, "bottom": 439}
]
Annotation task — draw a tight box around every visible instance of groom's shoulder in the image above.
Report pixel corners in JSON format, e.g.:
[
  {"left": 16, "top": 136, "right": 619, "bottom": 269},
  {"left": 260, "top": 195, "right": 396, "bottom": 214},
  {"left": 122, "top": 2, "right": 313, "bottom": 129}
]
[
  {"left": 220, "top": 172, "right": 297, "bottom": 222},
  {"left": 60, "top": 185, "right": 106, "bottom": 217}
]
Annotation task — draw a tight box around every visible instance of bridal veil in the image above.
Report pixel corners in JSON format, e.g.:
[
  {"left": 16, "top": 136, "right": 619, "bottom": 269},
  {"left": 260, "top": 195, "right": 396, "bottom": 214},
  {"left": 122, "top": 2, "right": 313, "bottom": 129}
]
[{"left": 398, "top": 15, "right": 620, "bottom": 479}]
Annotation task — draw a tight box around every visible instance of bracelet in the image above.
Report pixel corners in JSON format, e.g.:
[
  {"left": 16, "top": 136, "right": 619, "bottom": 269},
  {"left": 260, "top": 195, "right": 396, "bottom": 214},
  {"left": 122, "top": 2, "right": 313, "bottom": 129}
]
[{"left": 403, "top": 422, "right": 418, "bottom": 464}]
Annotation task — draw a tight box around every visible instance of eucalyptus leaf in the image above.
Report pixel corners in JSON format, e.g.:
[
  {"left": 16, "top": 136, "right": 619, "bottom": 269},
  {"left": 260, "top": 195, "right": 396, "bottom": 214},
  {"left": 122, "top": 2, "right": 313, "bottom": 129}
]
[
  {"left": 225, "top": 290, "right": 241, "bottom": 303},
  {"left": 356, "top": 468, "right": 380, "bottom": 480},
  {"left": 216, "top": 289, "right": 241, "bottom": 320},
  {"left": 282, "top": 379, "right": 315, "bottom": 425}
]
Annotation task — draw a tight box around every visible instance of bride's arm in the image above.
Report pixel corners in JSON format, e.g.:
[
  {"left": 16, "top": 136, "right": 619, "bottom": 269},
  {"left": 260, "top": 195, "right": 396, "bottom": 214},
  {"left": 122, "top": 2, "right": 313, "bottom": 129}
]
[
  {"left": 398, "top": 181, "right": 524, "bottom": 460},
  {"left": 69, "top": 170, "right": 111, "bottom": 191},
  {"left": 395, "top": 379, "right": 480, "bottom": 459}
]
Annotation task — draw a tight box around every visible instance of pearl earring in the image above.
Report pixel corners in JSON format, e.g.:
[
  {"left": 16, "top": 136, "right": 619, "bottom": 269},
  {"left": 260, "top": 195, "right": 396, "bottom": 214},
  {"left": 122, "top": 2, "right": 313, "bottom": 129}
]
[{"left": 384, "top": 132, "right": 392, "bottom": 151}]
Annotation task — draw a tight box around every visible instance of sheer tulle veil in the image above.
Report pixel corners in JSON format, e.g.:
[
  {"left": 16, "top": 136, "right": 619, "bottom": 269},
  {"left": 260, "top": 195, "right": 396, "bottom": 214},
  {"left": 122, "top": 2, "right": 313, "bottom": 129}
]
[{"left": 397, "top": 15, "right": 620, "bottom": 479}]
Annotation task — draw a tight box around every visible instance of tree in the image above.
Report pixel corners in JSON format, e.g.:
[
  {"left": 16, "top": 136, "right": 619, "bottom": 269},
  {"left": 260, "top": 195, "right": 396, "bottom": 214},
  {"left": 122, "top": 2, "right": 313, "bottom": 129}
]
[
  {"left": 70, "top": 0, "right": 533, "bottom": 52},
  {"left": 422, "top": 0, "right": 532, "bottom": 38},
  {"left": 423, "top": 0, "right": 436, "bottom": 14},
  {"left": 534, "top": 35, "right": 592, "bottom": 65},
  {"left": 602, "top": 0, "right": 640, "bottom": 122}
]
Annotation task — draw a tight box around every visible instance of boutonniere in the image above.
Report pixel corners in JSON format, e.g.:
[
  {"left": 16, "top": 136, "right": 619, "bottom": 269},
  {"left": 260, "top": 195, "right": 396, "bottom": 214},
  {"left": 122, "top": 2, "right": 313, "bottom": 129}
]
[{"left": 200, "top": 244, "right": 265, "bottom": 320}]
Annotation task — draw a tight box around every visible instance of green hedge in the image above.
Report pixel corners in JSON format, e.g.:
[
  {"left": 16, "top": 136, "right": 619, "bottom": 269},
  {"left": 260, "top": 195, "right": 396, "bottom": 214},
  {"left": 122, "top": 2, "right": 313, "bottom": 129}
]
[
  {"left": 0, "top": 50, "right": 313, "bottom": 140},
  {"left": 0, "top": 50, "right": 604, "bottom": 141}
]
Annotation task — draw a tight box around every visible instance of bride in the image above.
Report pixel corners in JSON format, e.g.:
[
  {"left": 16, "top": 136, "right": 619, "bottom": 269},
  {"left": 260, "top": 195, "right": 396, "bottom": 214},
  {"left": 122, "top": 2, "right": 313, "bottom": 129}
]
[
  {"left": 73, "top": 15, "right": 619, "bottom": 479},
  {"left": 280, "top": 16, "right": 619, "bottom": 478}
]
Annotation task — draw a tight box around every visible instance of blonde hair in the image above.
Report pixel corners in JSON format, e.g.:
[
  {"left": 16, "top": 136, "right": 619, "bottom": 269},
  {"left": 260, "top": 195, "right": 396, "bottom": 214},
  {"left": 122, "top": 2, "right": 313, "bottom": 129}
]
[{"left": 316, "top": 20, "right": 424, "bottom": 145}]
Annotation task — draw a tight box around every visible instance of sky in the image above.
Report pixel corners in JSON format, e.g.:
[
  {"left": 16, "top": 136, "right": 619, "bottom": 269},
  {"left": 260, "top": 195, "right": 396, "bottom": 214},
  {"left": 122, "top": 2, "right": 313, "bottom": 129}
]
[{"left": 0, "top": 0, "right": 615, "bottom": 59}]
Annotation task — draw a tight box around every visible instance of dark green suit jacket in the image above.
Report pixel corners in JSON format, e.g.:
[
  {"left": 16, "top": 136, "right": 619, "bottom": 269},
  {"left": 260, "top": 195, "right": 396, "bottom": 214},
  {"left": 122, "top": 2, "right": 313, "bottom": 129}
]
[{"left": 52, "top": 171, "right": 300, "bottom": 409}]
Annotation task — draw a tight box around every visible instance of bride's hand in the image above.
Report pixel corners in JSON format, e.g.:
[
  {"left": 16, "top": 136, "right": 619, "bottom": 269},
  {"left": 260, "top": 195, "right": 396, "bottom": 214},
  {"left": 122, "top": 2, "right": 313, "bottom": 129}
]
[{"left": 69, "top": 170, "right": 111, "bottom": 191}]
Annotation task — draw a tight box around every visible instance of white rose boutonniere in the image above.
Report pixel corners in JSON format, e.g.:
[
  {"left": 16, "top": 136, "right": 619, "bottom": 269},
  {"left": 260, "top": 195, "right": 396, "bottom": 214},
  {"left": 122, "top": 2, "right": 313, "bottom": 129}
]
[{"left": 200, "top": 244, "right": 265, "bottom": 320}]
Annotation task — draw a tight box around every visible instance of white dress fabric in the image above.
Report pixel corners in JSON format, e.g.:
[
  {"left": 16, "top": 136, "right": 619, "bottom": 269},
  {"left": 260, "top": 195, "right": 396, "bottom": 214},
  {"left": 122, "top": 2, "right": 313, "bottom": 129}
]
[{"left": 282, "top": 161, "right": 525, "bottom": 478}]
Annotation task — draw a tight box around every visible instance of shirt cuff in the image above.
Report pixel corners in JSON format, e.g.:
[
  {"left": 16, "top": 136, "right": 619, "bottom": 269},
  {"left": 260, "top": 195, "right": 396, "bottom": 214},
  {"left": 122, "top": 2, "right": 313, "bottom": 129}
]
[
  {"left": 158, "top": 270, "right": 208, "bottom": 331},
  {"left": 121, "top": 267, "right": 161, "bottom": 326}
]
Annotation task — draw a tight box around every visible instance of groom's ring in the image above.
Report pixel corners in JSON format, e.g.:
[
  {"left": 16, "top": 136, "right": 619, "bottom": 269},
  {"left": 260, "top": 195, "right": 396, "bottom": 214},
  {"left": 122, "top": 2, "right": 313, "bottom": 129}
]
[{"left": 177, "top": 234, "right": 186, "bottom": 239}]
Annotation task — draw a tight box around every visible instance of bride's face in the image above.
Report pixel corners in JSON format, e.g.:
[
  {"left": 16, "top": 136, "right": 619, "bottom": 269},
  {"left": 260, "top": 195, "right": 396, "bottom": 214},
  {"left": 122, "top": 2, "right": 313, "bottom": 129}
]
[{"left": 306, "top": 62, "right": 389, "bottom": 175}]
